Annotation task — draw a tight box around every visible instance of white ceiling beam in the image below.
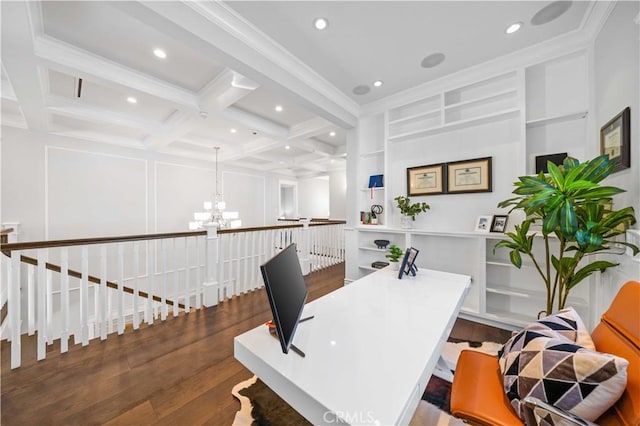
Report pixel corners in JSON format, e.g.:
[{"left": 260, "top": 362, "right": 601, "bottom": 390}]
[
  {"left": 131, "top": 1, "right": 358, "bottom": 128},
  {"left": 1, "top": 2, "right": 48, "bottom": 131},
  {"left": 293, "top": 139, "right": 336, "bottom": 157},
  {"left": 50, "top": 130, "right": 147, "bottom": 150},
  {"left": 46, "top": 94, "right": 160, "bottom": 133},
  {"left": 33, "top": 36, "right": 199, "bottom": 111},
  {"left": 221, "top": 137, "right": 285, "bottom": 162}
]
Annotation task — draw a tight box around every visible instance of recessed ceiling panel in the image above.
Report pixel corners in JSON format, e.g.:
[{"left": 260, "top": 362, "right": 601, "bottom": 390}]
[
  {"left": 41, "top": 1, "right": 225, "bottom": 92},
  {"left": 232, "top": 87, "right": 317, "bottom": 127},
  {"left": 50, "top": 113, "right": 148, "bottom": 140},
  {"left": 48, "top": 70, "right": 177, "bottom": 123}
]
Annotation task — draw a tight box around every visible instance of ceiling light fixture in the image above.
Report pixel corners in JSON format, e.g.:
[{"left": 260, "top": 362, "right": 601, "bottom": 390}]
[
  {"left": 230, "top": 128, "right": 237, "bottom": 134},
  {"left": 153, "top": 48, "right": 167, "bottom": 59},
  {"left": 313, "top": 17, "right": 329, "bottom": 30},
  {"left": 531, "top": 1, "right": 572, "bottom": 26},
  {"left": 285, "top": 145, "right": 291, "bottom": 150},
  {"left": 373, "top": 80, "right": 383, "bottom": 88},
  {"left": 275, "top": 105, "right": 283, "bottom": 112},
  {"left": 352, "top": 85, "right": 370, "bottom": 95},
  {"left": 505, "top": 22, "right": 523, "bottom": 34},
  {"left": 126, "top": 96, "right": 137, "bottom": 104},
  {"left": 329, "top": 131, "right": 336, "bottom": 137}
]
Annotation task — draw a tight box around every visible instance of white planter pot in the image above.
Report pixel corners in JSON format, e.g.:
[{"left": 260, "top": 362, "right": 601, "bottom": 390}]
[
  {"left": 400, "top": 215, "right": 413, "bottom": 229},
  {"left": 390, "top": 261, "right": 399, "bottom": 271}
]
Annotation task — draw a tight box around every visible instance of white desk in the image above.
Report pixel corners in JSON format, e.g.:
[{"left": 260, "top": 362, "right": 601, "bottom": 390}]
[{"left": 234, "top": 267, "right": 471, "bottom": 425}]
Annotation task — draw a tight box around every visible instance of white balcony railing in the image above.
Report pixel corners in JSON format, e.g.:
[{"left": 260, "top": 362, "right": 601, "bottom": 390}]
[{"left": 0, "top": 220, "right": 345, "bottom": 369}]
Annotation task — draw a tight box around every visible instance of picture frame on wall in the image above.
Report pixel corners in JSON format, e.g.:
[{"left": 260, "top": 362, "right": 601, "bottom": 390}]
[
  {"left": 490, "top": 215, "right": 509, "bottom": 233},
  {"left": 446, "top": 157, "right": 492, "bottom": 194},
  {"left": 600, "top": 107, "right": 630, "bottom": 173},
  {"left": 407, "top": 163, "right": 445, "bottom": 196}
]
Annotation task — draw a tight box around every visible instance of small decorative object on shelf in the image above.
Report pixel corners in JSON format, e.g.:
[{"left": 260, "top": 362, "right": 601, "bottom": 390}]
[
  {"left": 394, "top": 196, "right": 430, "bottom": 229},
  {"left": 371, "top": 261, "right": 389, "bottom": 270},
  {"left": 385, "top": 245, "right": 404, "bottom": 270},
  {"left": 490, "top": 215, "right": 509, "bottom": 233},
  {"left": 374, "top": 239, "right": 390, "bottom": 249},
  {"left": 370, "top": 204, "right": 383, "bottom": 225},
  {"left": 475, "top": 215, "right": 492, "bottom": 232}
]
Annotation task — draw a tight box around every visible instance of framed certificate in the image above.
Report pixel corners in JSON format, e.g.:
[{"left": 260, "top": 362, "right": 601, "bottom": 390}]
[
  {"left": 600, "top": 107, "right": 630, "bottom": 173},
  {"left": 446, "top": 157, "right": 492, "bottom": 194},
  {"left": 406, "top": 163, "right": 445, "bottom": 196}
]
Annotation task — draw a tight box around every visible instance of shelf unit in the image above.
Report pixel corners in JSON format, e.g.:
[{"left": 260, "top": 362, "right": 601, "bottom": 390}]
[{"left": 351, "top": 48, "right": 593, "bottom": 329}]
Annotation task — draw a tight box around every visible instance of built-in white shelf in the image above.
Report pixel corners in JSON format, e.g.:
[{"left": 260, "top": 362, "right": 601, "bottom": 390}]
[
  {"left": 388, "top": 109, "right": 440, "bottom": 125},
  {"left": 444, "top": 89, "right": 518, "bottom": 111},
  {"left": 526, "top": 110, "right": 588, "bottom": 128},
  {"left": 388, "top": 108, "right": 520, "bottom": 143},
  {"left": 360, "top": 149, "right": 385, "bottom": 158},
  {"left": 359, "top": 246, "right": 387, "bottom": 252},
  {"left": 487, "top": 284, "right": 588, "bottom": 308},
  {"left": 358, "top": 265, "right": 378, "bottom": 271},
  {"left": 359, "top": 187, "right": 384, "bottom": 192}
]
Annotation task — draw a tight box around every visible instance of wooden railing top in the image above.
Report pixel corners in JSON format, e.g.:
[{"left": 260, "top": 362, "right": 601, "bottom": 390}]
[{"left": 1, "top": 220, "right": 346, "bottom": 252}]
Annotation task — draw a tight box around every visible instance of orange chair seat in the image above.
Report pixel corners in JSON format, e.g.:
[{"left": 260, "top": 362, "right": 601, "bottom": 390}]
[{"left": 450, "top": 350, "right": 523, "bottom": 426}]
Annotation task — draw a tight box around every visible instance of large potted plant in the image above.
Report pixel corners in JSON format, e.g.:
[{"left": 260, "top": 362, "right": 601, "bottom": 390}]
[
  {"left": 394, "top": 196, "right": 430, "bottom": 229},
  {"left": 495, "top": 155, "right": 638, "bottom": 316}
]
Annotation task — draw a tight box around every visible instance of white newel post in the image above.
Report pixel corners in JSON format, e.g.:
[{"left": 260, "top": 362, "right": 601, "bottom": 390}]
[
  {"left": 300, "top": 219, "right": 311, "bottom": 275},
  {"left": 203, "top": 223, "right": 220, "bottom": 307}
]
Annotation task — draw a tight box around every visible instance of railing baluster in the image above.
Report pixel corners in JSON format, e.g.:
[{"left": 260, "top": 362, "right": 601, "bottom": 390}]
[
  {"left": 184, "top": 237, "right": 190, "bottom": 312},
  {"left": 172, "top": 238, "right": 178, "bottom": 317},
  {"left": 10, "top": 251, "right": 21, "bottom": 368},
  {"left": 37, "top": 249, "right": 47, "bottom": 359},
  {"left": 60, "top": 247, "right": 69, "bottom": 353},
  {"left": 100, "top": 245, "right": 107, "bottom": 340},
  {"left": 46, "top": 269, "right": 53, "bottom": 344},
  {"left": 195, "top": 236, "right": 202, "bottom": 309},
  {"left": 117, "top": 243, "right": 125, "bottom": 335},
  {"left": 80, "top": 246, "right": 89, "bottom": 345},
  {"left": 146, "top": 241, "right": 154, "bottom": 325},
  {"left": 27, "top": 262, "right": 35, "bottom": 336},
  {"left": 133, "top": 241, "right": 140, "bottom": 329},
  {"left": 160, "top": 239, "right": 167, "bottom": 321}
]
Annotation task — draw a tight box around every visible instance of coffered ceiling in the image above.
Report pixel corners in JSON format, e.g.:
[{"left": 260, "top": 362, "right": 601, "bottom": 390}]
[{"left": 1, "top": 1, "right": 593, "bottom": 177}]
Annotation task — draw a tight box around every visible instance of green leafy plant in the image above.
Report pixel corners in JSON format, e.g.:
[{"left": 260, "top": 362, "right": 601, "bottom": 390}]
[
  {"left": 394, "top": 196, "right": 430, "bottom": 221},
  {"left": 495, "top": 155, "right": 638, "bottom": 316},
  {"left": 385, "top": 244, "right": 404, "bottom": 262}
]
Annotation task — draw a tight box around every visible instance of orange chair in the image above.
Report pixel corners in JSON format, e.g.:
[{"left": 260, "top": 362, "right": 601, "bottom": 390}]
[{"left": 450, "top": 281, "right": 640, "bottom": 425}]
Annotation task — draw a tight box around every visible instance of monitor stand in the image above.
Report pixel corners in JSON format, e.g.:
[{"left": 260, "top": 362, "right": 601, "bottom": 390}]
[{"left": 267, "top": 316, "right": 314, "bottom": 358}]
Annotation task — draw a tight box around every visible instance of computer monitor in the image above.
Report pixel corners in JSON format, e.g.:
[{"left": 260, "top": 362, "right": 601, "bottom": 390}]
[{"left": 260, "top": 243, "right": 308, "bottom": 355}]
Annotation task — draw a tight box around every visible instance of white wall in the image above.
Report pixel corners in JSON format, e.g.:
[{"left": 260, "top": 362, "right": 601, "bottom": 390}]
[
  {"left": 1, "top": 127, "right": 287, "bottom": 241},
  {"left": 298, "top": 176, "right": 330, "bottom": 219},
  {"left": 329, "top": 170, "right": 347, "bottom": 219},
  {"left": 593, "top": 1, "right": 640, "bottom": 295}
]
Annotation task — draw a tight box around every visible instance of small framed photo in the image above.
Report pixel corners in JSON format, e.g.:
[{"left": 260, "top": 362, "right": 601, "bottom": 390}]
[
  {"left": 407, "top": 163, "right": 445, "bottom": 196},
  {"left": 600, "top": 107, "right": 630, "bottom": 173},
  {"left": 475, "top": 215, "right": 493, "bottom": 232},
  {"left": 490, "top": 215, "right": 509, "bottom": 233},
  {"left": 446, "top": 157, "right": 492, "bottom": 194}
]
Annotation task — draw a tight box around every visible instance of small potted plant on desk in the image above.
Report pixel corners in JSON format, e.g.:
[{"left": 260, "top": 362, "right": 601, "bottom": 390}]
[
  {"left": 386, "top": 245, "right": 404, "bottom": 270},
  {"left": 395, "top": 195, "right": 430, "bottom": 229}
]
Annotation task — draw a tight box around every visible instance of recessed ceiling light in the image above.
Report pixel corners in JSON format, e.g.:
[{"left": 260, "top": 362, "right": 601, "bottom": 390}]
[
  {"left": 126, "top": 96, "right": 137, "bottom": 104},
  {"left": 421, "top": 53, "right": 446, "bottom": 68},
  {"left": 153, "top": 48, "right": 167, "bottom": 59},
  {"left": 275, "top": 105, "right": 283, "bottom": 112},
  {"left": 230, "top": 128, "right": 237, "bottom": 133},
  {"left": 373, "top": 80, "right": 383, "bottom": 88},
  {"left": 285, "top": 145, "right": 290, "bottom": 150},
  {"left": 505, "top": 22, "right": 523, "bottom": 34},
  {"left": 329, "top": 131, "right": 336, "bottom": 137},
  {"left": 352, "top": 85, "right": 370, "bottom": 95},
  {"left": 313, "top": 17, "right": 329, "bottom": 30}
]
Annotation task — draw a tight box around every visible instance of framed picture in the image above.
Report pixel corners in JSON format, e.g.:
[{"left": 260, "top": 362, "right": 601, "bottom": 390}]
[
  {"left": 398, "top": 247, "right": 419, "bottom": 279},
  {"left": 446, "top": 157, "right": 492, "bottom": 194},
  {"left": 490, "top": 215, "right": 509, "bottom": 233},
  {"left": 407, "top": 163, "right": 445, "bottom": 196},
  {"left": 600, "top": 107, "right": 630, "bottom": 173},
  {"left": 475, "top": 215, "right": 492, "bottom": 232}
]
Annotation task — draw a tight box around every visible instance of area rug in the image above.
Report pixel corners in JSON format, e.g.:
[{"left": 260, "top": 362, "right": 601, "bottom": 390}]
[{"left": 231, "top": 340, "right": 502, "bottom": 426}]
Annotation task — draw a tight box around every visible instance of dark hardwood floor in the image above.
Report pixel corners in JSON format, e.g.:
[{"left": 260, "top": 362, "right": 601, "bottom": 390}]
[{"left": 1, "top": 263, "right": 512, "bottom": 425}]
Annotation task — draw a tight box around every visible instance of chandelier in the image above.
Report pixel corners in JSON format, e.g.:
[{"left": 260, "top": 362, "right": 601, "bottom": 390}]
[{"left": 189, "top": 147, "right": 241, "bottom": 230}]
